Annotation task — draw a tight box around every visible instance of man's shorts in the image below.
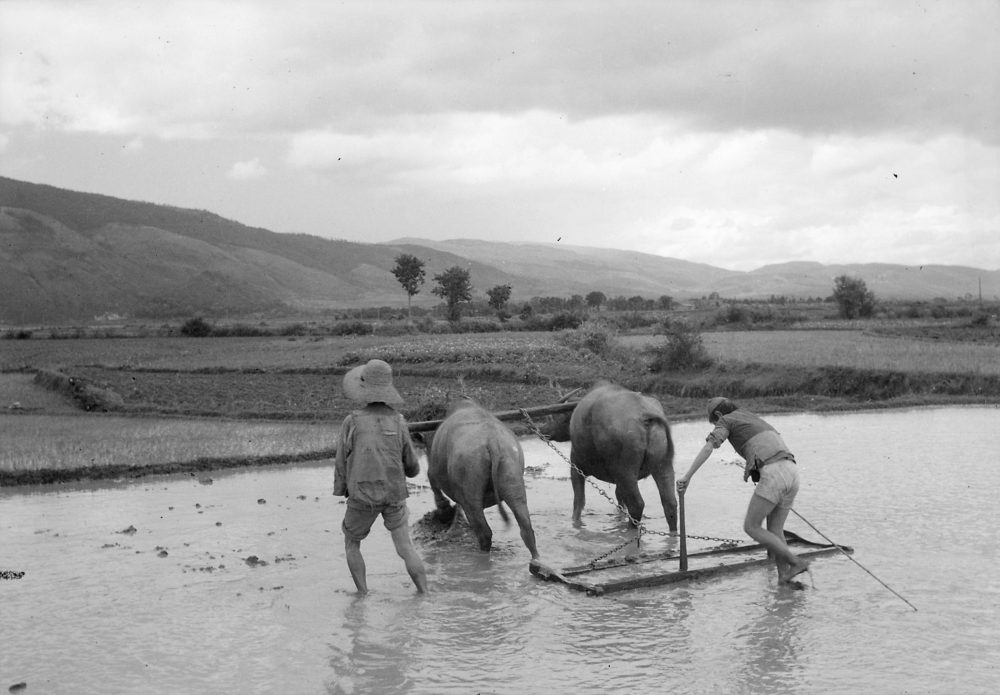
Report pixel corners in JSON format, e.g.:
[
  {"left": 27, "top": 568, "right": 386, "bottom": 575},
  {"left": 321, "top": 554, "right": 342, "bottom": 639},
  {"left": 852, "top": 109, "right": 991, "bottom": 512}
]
[
  {"left": 342, "top": 501, "right": 410, "bottom": 542},
  {"left": 753, "top": 458, "right": 799, "bottom": 510}
]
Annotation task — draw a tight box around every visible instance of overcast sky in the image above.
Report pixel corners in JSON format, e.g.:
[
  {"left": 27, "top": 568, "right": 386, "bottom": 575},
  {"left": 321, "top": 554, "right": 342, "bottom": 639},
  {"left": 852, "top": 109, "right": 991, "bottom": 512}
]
[{"left": 1, "top": 0, "right": 997, "bottom": 271}]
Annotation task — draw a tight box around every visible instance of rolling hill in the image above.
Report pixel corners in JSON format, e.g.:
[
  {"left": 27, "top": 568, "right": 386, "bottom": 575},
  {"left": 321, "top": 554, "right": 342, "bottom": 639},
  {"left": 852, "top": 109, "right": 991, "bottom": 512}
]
[{"left": 1, "top": 176, "right": 996, "bottom": 324}]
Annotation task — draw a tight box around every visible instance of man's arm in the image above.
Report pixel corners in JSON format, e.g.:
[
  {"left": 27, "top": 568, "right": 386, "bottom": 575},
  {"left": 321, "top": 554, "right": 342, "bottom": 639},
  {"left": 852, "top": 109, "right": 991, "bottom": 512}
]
[
  {"left": 333, "top": 418, "right": 351, "bottom": 496},
  {"left": 400, "top": 421, "right": 421, "bottom": 478},
  {"left": 676, "top": 441, "right": 716, "bottom": 492}
]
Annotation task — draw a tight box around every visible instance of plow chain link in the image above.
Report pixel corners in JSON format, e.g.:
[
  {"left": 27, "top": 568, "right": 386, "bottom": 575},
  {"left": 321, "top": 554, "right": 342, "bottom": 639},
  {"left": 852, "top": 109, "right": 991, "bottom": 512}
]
[{"left": 518, "top": 408, "right": 742, "bottom": 560}]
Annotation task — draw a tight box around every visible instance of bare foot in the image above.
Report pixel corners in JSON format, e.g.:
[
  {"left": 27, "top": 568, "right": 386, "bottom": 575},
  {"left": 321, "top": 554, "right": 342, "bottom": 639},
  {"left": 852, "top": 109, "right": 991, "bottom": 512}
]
[{"left": 779, "top": 559, "right": 810, "bottom": 584}]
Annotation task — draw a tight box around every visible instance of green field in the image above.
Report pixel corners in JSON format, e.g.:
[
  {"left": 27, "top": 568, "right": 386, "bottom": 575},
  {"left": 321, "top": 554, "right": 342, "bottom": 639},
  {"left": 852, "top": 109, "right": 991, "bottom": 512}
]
[{"left": 623, "top": 329, "right": 1000, "bottom": 375}]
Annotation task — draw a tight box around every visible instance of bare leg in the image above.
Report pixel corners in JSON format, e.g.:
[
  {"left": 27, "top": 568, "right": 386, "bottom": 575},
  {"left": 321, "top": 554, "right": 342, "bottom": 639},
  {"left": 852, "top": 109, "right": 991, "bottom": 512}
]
[
  {"left": 766, "top": 505, "right": 793, "bottom": 577},
  {"left": 743, "top": 494, "right": 808, "bottom": 582},
  {"left": 344, "top": 537, "right": 368, "bottom": 595},
  {"left": 389, "top": 524, "right": 428, "bottom": 594}
]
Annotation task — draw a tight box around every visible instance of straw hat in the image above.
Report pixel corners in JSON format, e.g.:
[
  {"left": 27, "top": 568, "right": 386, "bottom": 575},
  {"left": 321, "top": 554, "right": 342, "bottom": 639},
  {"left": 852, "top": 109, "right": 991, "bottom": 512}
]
[
  {"left": 342, "top": 359, "right": 404, "bottom": 406},
  {"left": 707, "top": 396, "right": 731, "bottom": 422}
]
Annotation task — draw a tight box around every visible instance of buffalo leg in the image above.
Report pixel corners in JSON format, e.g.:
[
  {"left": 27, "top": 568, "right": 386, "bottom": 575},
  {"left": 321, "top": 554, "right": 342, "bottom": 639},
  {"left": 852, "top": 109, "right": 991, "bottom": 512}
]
[
  {"left": 483, "top": 490, "right": 511, "bottom": 524},
  {"left": 463, "top": 502, "right": 494, "bottom": 552},
  {"left": 570, "top": 467, "right": 587, "bottom": 522},
  {"left": 615, "top": 478, "right": 645, "bottom": 527},
  {"left": 506, "top": 499, "right": 539, "bottom": 559},
  {"left": 431, "top": 486, "right": 457, "bottom": 525},
  {"left": 650, "top": 464, "right": 678, "bottom": 532}
]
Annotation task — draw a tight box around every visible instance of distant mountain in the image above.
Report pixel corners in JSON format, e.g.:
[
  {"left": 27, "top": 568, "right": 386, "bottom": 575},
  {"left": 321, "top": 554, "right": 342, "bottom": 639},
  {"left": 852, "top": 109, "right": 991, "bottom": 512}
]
[
  {"left": 1, "top": 176, "right": 996, "bottom": 323},
  {"left": 388, "top": 237, "right": 741, "bottom": 299}
]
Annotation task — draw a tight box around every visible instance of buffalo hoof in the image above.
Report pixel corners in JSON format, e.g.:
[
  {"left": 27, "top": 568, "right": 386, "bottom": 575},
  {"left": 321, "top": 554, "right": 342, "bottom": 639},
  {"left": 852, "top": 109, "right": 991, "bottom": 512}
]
[{"left": 434, "top": 505, "right": 457, "bottom": 526}]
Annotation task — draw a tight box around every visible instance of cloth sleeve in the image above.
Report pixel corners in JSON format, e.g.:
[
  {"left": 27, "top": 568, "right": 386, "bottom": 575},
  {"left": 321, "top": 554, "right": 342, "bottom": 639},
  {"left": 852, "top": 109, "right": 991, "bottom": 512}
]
[
  {"left": 399, "top": 415, "right": 421, "bottom": 478},
  {"left": 706, "top": 422, "right": 730, "bottom": 449},
  {"left": 332, "top": 416, "right": 353, "bottom": 496}
]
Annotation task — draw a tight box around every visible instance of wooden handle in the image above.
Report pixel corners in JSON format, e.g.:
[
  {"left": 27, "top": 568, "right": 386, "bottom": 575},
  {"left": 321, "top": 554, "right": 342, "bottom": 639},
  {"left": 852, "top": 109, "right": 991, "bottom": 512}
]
[{"left": 679, "top": 489, "right": 688, "bottom": 572}]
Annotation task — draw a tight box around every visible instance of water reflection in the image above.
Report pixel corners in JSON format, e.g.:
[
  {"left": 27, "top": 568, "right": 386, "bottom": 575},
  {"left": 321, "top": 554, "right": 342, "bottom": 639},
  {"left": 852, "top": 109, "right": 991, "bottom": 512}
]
[
  {"left": 733, "top": 591, "right": 807, "bottom": 694},
  {"left": 327, "top": 595, "right": 422, "bottom": 695}
]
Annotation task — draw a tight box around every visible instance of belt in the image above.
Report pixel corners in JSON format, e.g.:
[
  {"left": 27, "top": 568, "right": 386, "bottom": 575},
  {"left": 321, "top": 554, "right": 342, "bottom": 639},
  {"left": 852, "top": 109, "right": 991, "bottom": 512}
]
[{"left": 756, "top": 455, "right": 794, "bottom": 468}]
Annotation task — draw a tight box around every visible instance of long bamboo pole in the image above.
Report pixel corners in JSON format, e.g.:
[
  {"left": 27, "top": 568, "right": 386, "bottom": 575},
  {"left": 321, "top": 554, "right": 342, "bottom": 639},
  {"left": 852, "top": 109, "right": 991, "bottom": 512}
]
[{"left": 407, "top": 401, "right": 578, "bottom": 432}]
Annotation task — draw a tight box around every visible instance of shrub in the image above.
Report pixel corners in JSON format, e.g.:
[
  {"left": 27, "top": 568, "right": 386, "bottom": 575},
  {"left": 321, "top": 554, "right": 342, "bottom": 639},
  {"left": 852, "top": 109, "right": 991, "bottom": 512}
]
[
  {"left": 647, "top": 324, "right": 714, "bottom": 372},
  {"left": 718, "top": 304, "right": 750, "bottom": 325},
  {"left": 180, "top": 317, "right": 213, "bottom": 337},
  {"left": 555, "top": 322, "right": 614, "bottom": 357},
  {"left": 549, "top": 312, "right": 584, "bottom": 331}
]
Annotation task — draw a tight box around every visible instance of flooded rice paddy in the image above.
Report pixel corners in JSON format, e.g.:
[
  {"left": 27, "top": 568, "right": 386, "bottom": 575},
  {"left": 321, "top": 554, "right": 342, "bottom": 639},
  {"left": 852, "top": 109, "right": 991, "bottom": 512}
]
[{"left": 2, "top": 406, "right": 998, "bottom": 694}]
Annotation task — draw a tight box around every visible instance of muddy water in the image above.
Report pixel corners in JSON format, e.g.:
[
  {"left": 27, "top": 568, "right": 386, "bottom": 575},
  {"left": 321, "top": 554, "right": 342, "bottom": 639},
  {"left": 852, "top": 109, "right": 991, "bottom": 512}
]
[{"left": 2, "top": 406, "right": 998, "bottom": 694}]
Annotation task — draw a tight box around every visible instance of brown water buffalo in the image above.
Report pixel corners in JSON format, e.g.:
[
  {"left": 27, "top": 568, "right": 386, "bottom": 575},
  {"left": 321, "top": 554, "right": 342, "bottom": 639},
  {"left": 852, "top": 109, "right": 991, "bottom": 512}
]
[
  {"left": 545, "top": 381, "right": 677, "bottom": 530},
  {"left": 422, "top": 399, "right": 540, "bottom": 558}
]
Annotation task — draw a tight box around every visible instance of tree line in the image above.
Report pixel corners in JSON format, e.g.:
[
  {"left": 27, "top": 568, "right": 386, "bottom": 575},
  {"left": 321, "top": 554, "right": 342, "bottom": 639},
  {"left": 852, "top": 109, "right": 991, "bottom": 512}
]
[
  {"left": 391, "top": 253, "right": 680, "bottom": 322},
  {"left": 394, "top": 252, "right": 882, "bottom": 323}
]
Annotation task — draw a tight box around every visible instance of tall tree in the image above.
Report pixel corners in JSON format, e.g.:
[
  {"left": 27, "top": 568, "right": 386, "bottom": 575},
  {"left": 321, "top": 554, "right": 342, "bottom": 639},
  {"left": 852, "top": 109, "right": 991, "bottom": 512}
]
[
  {"left": 585, "top": 291, "right": 606, "bottom": 311},
  {"left": 832, "top": 275, "right": 876, "bottom": 319},
  {"left": 432, "top": 266, "right": 473, "bottom": 322},
  {"left": 391, "top": 254, "right": 426, "bottom": 321},
  {"left": 487, "top": 284, "right": 513, "bottom": 321}
]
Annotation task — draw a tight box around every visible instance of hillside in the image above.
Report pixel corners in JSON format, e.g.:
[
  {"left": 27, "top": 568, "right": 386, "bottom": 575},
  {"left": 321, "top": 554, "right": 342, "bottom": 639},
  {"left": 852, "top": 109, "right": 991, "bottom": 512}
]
[
  {"left": 1, "top": 176, "right": 997, "bottom": 323},
  {"left": 388, "top": 237, "right": 742, "bottom": 299}
]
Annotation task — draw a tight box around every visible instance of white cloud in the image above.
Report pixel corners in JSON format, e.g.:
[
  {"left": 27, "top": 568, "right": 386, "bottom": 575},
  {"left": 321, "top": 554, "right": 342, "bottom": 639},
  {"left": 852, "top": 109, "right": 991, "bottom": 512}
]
[
  {"left": 227, "top": 158, "right": 268, "bottom": 180},
  {"left": 0, "top": 1, "right": 997, "bottom": 270},
  {"left": 2, "top": 1, "right": 996, "bottom": 142}
]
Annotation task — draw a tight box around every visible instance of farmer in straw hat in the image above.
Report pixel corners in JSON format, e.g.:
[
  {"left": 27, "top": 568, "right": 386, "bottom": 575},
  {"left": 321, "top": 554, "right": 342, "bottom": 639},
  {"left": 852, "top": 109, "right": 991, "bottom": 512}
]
[
  {"left": 334, "top": 359, "right": 428, "bottom": 594},
  {"left": 676, "top": 397, "right": 811, "bottom": 585}
]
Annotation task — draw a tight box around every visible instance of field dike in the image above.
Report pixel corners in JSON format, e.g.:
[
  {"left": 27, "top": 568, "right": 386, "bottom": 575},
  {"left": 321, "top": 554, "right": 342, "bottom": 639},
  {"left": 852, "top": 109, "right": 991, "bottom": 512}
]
[
  {"left": 13, "top": 354, "right": 998, "bottom": 486},
  {"left": 646, "top": 363, "right": 1000, "bottom": 402},
  {"left": 33, "top": 368, "right": 125, "bottom": 412},
  {"left": 33, "top": 358, "right": 1000, "bottom": 421}
]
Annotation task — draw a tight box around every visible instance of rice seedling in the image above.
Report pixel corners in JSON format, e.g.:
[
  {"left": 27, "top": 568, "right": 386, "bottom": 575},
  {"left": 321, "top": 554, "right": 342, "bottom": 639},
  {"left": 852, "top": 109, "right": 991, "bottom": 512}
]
[{"left": 0, "top": 415, "right": 338, "bottom": 474}]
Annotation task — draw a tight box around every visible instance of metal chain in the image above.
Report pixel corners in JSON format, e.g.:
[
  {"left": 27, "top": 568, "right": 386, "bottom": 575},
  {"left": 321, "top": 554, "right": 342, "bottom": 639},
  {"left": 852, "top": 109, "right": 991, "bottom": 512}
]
[{"left": 518, "top": 408, "right": 742, "bottom": 554}]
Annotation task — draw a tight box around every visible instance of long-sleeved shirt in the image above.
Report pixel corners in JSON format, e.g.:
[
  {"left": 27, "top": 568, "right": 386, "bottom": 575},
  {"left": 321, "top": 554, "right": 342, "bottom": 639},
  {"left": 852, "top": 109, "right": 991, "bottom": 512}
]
[{"left": 333, "top": 403, "right": 420, "bottom": 507}]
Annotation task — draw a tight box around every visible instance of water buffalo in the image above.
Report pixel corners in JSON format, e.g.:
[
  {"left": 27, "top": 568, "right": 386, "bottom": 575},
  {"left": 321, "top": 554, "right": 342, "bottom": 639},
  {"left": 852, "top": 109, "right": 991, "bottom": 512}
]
[
  {"left": 545, "top": 381, "right": 677, "bottom": 530},
  {"left": 422, "top": 399, "right": 540, "bottom": 559}
]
